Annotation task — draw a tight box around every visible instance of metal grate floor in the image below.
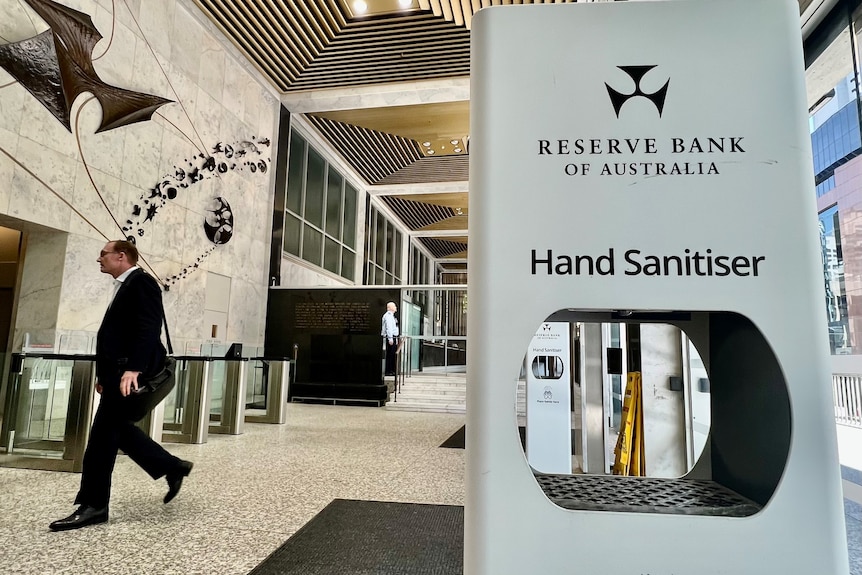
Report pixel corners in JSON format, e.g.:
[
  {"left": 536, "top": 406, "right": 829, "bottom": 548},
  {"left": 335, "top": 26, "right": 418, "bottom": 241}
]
[{"left": 535, "top": 474, "right": 762, "bottom": 517}]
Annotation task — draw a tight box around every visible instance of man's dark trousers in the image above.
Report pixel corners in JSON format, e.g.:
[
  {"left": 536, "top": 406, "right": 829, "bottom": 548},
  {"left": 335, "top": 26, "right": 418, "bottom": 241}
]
[
  {"left": 385, "top": 338, "right": 398, "bottom": 375},
  {"left": 75, "top": 392, "right": 181, "bottom": 509}
]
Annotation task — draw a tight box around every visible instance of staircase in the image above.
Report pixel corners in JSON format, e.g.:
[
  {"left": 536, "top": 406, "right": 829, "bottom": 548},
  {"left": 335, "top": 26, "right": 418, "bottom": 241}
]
[{"left": 385, "top": 373, "right": 467, "bottom": 413}]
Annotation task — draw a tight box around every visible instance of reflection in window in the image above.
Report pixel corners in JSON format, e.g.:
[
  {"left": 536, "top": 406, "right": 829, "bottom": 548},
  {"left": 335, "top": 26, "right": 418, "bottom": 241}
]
[
  {"left": 820, "top": 205, "right": 851, "bottom": 354},
  {"left": 806, "top": 17, "right": 862, "bottom": 185}
]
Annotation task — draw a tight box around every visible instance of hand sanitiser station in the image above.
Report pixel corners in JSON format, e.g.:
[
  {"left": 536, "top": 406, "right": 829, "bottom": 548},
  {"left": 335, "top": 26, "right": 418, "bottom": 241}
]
[{"left": 467, "top": 1, "right": 850, "bottom": 574}]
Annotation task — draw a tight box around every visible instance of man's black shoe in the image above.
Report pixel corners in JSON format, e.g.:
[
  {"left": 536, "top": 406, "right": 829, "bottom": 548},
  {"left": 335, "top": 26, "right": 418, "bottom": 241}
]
[
  {"left": 49, "top": 505, "right": 108, "bottom": 531},
  {"left": 164, "top": 460, "right": 193, "bottom": 504}
]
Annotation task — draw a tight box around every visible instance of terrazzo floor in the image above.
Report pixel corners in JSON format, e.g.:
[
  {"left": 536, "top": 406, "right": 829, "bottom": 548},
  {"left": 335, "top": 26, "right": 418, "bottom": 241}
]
[
  {"left": 0, "top": 404, "right": 466, "bottom": 575},
  {"left": 0, "top": 404, "right": 858, "bottom": 575}
]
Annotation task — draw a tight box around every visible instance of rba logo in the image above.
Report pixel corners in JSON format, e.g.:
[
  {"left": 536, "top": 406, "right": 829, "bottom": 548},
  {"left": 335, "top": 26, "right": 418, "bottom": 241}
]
[
  {"left": 542, "top": 324, "right": 552, "bottom": 331},
  {"left": 605, "top": 65, "right": 670, "bottom": 118}
]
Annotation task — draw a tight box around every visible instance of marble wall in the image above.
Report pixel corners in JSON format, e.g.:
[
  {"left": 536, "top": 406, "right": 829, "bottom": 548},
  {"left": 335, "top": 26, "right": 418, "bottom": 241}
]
[{"left": 0, "top": 0, "right": 280, "bottom": 352}]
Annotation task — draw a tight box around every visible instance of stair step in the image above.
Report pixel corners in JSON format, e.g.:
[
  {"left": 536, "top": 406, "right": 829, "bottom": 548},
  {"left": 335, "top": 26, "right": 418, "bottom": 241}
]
[
  {"left": 385, "top": 402, "right": 465, "bottom": 414},
  {"left": 396, "top": 387, "right": 466, "bottom": 395},
  {"left": 390, "top": 395, "right": 465, "bottom": 405}
]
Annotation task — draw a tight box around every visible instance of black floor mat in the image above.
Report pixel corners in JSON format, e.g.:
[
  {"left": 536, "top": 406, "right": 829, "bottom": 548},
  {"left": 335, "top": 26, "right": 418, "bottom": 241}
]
[
  {"left": 439, "top": 425, "right": 467, "bottom": 449},
  {"left": 248, "top": 499, "right": 464, "bottom": 575},
  {"left": 439, "top": 425, "right": 579, "bottom": 454}
]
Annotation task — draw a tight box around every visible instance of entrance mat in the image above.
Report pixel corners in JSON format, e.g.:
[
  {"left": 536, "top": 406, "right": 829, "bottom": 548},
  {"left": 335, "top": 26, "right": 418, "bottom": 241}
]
[
  {"left": 439, "top": 426, "right": 580, "bottom": 454},
  {"left": 439, "top": 425, "right": 466, "bottom": 449},
  {"left": 248, "top": 499, "right": 464, "bottom": 575}
]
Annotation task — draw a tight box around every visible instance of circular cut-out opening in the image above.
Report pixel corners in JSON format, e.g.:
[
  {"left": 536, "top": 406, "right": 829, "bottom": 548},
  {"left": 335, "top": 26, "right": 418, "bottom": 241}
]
[{"left": 517, "top": 309, "right": 790, "bottom": 517}]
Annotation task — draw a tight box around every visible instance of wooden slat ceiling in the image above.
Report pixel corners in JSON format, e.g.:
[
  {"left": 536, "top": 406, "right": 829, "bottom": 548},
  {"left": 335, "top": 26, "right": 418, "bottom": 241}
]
[
  {"left": 380, "top": 196, "right": 457, "bottom": 230},
  {"left": 418, "top": 237, "right": 468, "bottom": 259},
  {"left": 193, "top": 1, "right": 472, "bottom": 93},
  {"left": 305, "top": 114, "right": 424, "bottom": 184},
  {"left": 192, "top": 0, "right": 818, "bottom": 266}
]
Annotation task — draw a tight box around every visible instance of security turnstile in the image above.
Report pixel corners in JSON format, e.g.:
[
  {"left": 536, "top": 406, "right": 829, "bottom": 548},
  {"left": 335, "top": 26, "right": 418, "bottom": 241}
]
[
  {"left": 162, "top": 357, "right": 212, "bottom": 444},
  {"left": 209, "top": 358, "right": 248, "bottom": 435},
  {"left": 244, "top": 358, "right": 292, "bottom": 424},
  {"left": 0, "top": 354, "right": 97, "bottom": 472}
]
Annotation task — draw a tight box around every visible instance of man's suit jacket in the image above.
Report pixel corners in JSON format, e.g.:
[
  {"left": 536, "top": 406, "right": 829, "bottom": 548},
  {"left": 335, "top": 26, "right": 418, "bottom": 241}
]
[{"left": 96, "top": 268, "right": 166, "bottom": 390}]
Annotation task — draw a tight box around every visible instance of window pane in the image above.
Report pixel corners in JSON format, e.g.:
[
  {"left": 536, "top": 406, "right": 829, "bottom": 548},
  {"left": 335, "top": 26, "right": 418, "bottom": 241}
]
[
  {"left": 305, "top": 148, "right": 326, "bottom": 227},
  {"left": 286, "top": 132, "right": 305, "bottom": 214},
  {"left": 302, "top": 225, "right": 322, "bottom": 266},
  {"left": 375, "top": 212, "right": 386, "bottom": 266},
  {"left": 385, "top": 221, "right": 394, "bottom": 271},
  {"left": 807, "top": 21, "right": 861, "bottom": 183},
  {"left": 326, "top": 168, "right": 342, "bottom": 238},
  {"left": 820, "top": 205, "right": 850, "bottom": 354},
  {"left": 363, "top": 208, "right": 372, "bottom": 280},
  {"left": 342, "top": 249, "right": 355, "bottom": 281},
  {"left": 394, "top": 230, "right": 402, "bottom": 280},
  {"left": 284, "top": 213, "right": 301, "bottom": 256},
  {"left": 343, "top": 183, "right": 357, "bottom": 249},
  {"left": 324, "top": 236, "right": 340, "bottom": 274}
]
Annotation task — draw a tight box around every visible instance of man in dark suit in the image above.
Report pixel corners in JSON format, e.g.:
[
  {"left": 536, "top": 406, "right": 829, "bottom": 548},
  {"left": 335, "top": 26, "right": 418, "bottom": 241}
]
[{"left": 49, "top": 240, "right": 193, "bottom": 531}]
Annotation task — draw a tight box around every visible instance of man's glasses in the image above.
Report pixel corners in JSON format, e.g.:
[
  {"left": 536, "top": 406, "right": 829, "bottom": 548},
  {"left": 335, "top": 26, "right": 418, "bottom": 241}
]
[{"left": 99, "top": 251, "right": 120, "bottom": 258}]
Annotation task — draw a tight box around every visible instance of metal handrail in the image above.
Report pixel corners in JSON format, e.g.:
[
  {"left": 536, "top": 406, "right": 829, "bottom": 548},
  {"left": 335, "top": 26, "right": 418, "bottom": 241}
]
[
  {"left": 392, "top": 335, "right": 412, "bottom": 402},
  {"left": 833, "top": 373, "right": 862, "bottom": 428}
]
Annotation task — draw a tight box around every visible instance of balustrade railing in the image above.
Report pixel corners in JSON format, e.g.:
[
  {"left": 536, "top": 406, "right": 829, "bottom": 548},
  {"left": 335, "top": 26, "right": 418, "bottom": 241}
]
[{"left": 833, "top": 373, "right": 862, "bottom": 428}]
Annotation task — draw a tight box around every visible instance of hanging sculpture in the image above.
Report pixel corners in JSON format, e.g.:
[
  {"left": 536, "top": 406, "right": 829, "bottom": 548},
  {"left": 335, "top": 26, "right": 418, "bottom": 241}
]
[{"left": 0, "top": 0, "right": 172, "bottom": 132}]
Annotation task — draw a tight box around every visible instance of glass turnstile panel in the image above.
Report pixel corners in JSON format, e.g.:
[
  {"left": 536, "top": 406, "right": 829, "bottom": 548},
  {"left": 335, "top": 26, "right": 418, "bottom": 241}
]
[
  {"left": 209, "top": 360, "right": 226, "bottom": 421},
  {"left": 246, "top": 359, "right": 266, "bottom": 411},
  {"left": 12, "top": 358, "right": 74, "bottom": 452},
  {"left": 161, "top": 358, "right": 211, "bottom": 444},
  {"left": 0, "top": 354, "right": 97, "bottom": 472}
]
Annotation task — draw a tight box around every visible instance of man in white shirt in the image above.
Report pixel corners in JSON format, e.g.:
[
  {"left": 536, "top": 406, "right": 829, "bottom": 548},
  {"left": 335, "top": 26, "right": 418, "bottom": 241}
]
[{"left": 381, "top": 301, "right": 399, "bottom": 376}]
